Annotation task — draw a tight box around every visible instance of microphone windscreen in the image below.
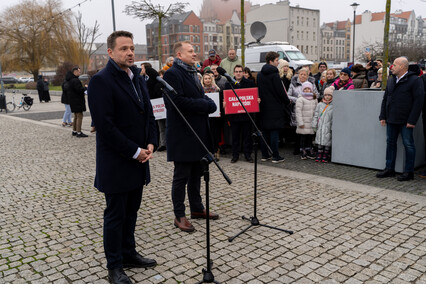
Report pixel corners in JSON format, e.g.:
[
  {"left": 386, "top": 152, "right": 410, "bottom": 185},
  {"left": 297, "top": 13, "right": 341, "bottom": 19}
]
[
  {"left": 145, "top": 67, "right": 159, "bottom": 79},
  {"left": 216, "top": 66, "right": 227, "bottom": 76}
]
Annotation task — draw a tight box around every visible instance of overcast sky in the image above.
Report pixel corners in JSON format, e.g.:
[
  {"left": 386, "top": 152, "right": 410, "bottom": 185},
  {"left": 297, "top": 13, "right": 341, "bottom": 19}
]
[{"left": 1, "top": 0, "right": 425, "bottom": 44}]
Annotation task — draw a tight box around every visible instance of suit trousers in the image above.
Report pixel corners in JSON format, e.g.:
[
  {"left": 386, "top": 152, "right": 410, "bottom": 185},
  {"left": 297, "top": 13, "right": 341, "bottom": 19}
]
[
  {"left": 104, "top": 187, "right": 143, "bottom": 269},
  {"left": 230, "top": 121, "right": 252, "bottom": 159},
  {"left": 172, "top": 161, "right": 204, "bottom": 218}
]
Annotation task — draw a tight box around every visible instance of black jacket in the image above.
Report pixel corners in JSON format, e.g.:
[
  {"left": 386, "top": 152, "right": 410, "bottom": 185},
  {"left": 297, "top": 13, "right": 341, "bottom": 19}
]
[
  {"left": 65, "top": 71, "right": 87, "bottom": 113},
  {"left": 163, "top": 62, "right": 217, "bottom": 162},
  {"left": 61, "top": 80, "right": 69, "bottom": 104},
  {"left": 87, "top": 59, "right": 157, "bottom": 193},
  {"left": 224, "top": 77, "right": 256, "bottom": 122},
  {"left": 379, "top": 71, "right": 424, "bottom": 125},
  {"left": 257, "top": 63, "right": 290, "bottom": 130}
]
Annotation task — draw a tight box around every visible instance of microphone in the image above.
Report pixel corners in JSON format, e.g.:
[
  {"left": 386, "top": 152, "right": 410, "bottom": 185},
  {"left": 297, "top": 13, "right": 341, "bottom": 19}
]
[
  {"left": 145, "top": 67, "right": 177, "bottom": 94},
  {"left": 216, "top": 66, "right": 239, "bottom": 85}
]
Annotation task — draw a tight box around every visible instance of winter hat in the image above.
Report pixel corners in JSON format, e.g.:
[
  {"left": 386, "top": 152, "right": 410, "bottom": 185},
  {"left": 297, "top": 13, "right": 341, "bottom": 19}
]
[
  {"left": 208, "top": 49, "right": 216, "bottom": 57},
  {"left": 323, "top": 86, "right": 334, "bottom": 96},
  {"left": 278, "top": 59, "right": 289, "bottom": 70},
  {"left": 301, "top": 81, "right": 313, "bottom": 92},
  {"left": 340, "top": 67, "right": 352, "bottom": 78}
]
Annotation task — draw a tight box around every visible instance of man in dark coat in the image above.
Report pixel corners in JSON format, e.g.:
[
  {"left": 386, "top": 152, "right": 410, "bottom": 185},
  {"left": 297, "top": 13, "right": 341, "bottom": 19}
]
[
  {"left": 163, "top": 41, "right": 218, "bottom": 233},
  {"left": 36, "top": 75, "right": 44, "bottom": 103},
  {"left": 257, "top": 51, "right": 290, "bottom": 163},
  {"left": 224, "top": 64, "right": 256, "bottom": 163},
  {"left": 66, "top": 67, "right": 88, "bottom": 137},
  {"left": 88, "top": 31, "right": 158, "bottom": 283},
  {"left": 377, "top": 57, "right": 424, "bottom": 181}
]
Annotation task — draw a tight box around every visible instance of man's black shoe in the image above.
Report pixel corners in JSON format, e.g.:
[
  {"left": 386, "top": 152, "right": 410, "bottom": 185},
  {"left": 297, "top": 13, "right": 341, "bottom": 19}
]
[
  {"left": 397, "top": 172, "right": 414, "bottom": 181},
  {"left": 231, "top": 157, "right": 238, "bottom": 163},
  {"left": 245, "top": 156, "right": 254, "bottom": 163},
  {"left": 122, "top": 253, "right": 157, "bottom": 268},
  {"left": 72, "top": 131, "right": 77, "bottom": 136},
  {"left": 376, "top": 168, "right": 395, "bottom": 178},
  {"left": 77, "top": 132, "right": 88, "bottom": 138},
  {"left": 108, "top": 268, "right": 132, "bottom": 284}
]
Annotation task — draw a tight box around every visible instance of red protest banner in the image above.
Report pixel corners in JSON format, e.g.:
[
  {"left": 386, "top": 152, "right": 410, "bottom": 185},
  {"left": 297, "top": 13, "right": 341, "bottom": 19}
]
[{"left": 224, "top": 87, "right": 259, "bottom": 114}]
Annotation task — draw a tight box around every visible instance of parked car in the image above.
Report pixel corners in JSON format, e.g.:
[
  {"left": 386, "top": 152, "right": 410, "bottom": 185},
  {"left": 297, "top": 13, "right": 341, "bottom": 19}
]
[
  {"left": 0, "top": 76, "right": 18, "bottom": 84},
  {"left": 18, "top": 77, "right": 33, "bottom": 83}
]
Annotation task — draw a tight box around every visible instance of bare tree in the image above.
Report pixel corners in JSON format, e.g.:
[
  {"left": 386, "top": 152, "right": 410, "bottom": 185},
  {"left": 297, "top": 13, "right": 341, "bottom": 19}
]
[
  {"left": 0, "top": 0, "right": 75, "bottom": 80},
  {"left": 124, "top": 0, "right": 187, "bottom": 70},
  {"left": 74, "top": 12, "right": 101, "bottom": 73}
]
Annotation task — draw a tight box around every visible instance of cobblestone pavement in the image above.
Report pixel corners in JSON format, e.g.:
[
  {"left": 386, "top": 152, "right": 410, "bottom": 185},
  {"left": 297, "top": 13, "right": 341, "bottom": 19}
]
[{"left": 1, "top": 103, "right": 426, "bottom": 283}]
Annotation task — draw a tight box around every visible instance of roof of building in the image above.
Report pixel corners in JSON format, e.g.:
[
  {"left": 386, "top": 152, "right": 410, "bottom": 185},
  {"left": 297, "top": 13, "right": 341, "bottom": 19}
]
[
  {"left": 354, "top": 10, "right": 413, "bottom": 24},
  {"left": 325, "top": 20, "right": 349, "bottom": 30}
]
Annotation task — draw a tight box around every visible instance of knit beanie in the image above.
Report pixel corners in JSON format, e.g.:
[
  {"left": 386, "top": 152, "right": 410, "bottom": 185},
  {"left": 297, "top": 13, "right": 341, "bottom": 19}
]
[
  {"left": 301, "top": 81, "right": 313, "bottom": 92},
  {"left": 340, "top": 67, "right": 352, "bottom": 78},
  {"left": 323, "top": 86, "right": 334, "bottom": 96}
]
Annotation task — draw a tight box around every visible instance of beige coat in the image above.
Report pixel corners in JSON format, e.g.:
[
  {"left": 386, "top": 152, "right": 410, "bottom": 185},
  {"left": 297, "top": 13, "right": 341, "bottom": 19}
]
[{"left": 295, "top": 96, "right": 317, "bottom": 135}]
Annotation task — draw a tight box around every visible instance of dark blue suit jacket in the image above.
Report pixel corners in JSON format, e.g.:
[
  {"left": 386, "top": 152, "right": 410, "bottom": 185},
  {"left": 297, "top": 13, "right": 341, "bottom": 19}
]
[
  {"left": 163, "top": 62, "right": 216, "bottom": 162},
  {"left": 88, "top": 59, "right": 157, "bottom": 193}
]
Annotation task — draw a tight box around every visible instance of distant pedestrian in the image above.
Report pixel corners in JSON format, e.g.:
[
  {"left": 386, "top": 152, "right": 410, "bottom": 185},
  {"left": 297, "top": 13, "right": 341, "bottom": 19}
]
[
  {"left": 66, "top": 66, "right": 88, "bottom": 138},
  {"left": 36, "top": 75, "right": 43, "bottom": 103},
  {"left": 376, "top": 57, "right": 424, "bottom": 181},
  {"left": 162, "top": 57, "right": 174, "bottom": 71},
  {"left": 36, "top": 75, "right": 50, "bottom": 102},
  {"left": 61, "top": 78, "right": 72, "bottom": 127}
]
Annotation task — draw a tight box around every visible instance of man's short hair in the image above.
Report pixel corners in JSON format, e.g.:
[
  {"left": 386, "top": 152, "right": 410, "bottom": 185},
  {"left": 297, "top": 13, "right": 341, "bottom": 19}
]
[
  {"left": 72, "top": 66, "right": 80, "bottom": 72},
  {"left": 107, "top": 31, "right": 133, "bottom": 50},
  {"left": 173, "top": 41, "right": 192, "bottom": 56},
  {"left": 142, "top": 62, "right": 152, "bottom": 69},
  {"left": 233, "top": 64, "right": 243, "bottom": 72},
  {"left": 318, "top": 61, "right": 328, "bottom": 68},
  {"left": 265, "top": 51, "right": 279, "bottom": 64}
]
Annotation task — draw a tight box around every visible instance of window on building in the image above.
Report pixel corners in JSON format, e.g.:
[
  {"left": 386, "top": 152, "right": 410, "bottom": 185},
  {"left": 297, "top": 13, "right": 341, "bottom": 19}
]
[
  {"left": 301, "top": 17, "right": 304, "bottom": 26},
  {"left": 313, "top": 32, "right": 316, "bottom": 41},
  {"left": 307, "top": 18, "right": 309, "bottom": 26},
  {"left": 301, "top": 31, "right": 304, "bottom": 40},
  {"left": 297, "top": 31, "right": 299, "bottom": 39},
  {"left": 183, "top": 25, "right": 189, "bottom": 32},
  {"left": 306, "top": 32, "right": 309, "bottom": 40},
  {"left": 297, "top": 16, "right": 299, "bottom": 25},
  {"left": 315, "top": 46, "right": 318, "bottom": 55}
]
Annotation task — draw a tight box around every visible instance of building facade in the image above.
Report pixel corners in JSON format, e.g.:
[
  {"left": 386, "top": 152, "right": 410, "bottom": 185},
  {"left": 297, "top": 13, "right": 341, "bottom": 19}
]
[
  {"left": 146, "top": 11, "right": 203, "bottom": 65},
  {"left": 245, "top": 1, "right": 320, "bottom": 61},
  {"left": 320, "top": 20, "right": 351, "bottom": 62}
]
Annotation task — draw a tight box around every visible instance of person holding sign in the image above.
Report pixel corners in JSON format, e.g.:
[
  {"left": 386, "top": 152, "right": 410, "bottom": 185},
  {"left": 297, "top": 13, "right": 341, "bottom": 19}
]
[{"left": 224, "top": 65, "right": 256, "bottom": 163}]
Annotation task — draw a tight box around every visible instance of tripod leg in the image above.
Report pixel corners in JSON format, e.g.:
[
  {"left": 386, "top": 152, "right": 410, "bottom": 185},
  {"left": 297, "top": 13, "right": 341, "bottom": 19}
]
[
  {"left": 228, "top": 223, "right": 254, "bottom": 242},
  {"left": 259, "top": 223, "right": 293, "bottom": 235}
]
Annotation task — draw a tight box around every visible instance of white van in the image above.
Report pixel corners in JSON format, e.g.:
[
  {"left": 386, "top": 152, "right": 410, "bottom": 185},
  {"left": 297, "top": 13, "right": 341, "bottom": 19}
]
[{"left": 238, "top": 42, "right": 313, "bottom": 72}]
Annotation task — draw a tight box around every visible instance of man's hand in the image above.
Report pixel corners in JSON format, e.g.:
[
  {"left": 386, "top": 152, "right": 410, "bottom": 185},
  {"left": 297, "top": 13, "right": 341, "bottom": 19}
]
[
  {"left": 380, "top": 120, "right": 386, "bottom": 126},
  {"left": 407, "top": 123, "right": 415, "bottom": 128},
  {"left": 136, "top": 144, "right": 154, "bottom": 163}
]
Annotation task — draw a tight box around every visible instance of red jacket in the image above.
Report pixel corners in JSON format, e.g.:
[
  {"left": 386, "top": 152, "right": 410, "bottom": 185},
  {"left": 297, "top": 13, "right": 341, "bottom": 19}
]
[{"left": 201, "top": 55, "right": 221, "bottom": 72}]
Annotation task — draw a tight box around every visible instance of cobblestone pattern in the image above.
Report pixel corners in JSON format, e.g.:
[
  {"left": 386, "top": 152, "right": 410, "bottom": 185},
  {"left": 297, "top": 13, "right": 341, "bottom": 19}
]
[{"left": 0, "top": 117, "right": 425, "bottom": 283}]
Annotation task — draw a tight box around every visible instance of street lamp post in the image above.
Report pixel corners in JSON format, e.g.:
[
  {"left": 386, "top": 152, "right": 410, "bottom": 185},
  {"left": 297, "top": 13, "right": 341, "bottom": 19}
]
[
  {"left": 350, "top": 2, "right": 360, "bottom": 64},
  {"left": 111, "top": 0, "right": 116, "bottom": 32}
]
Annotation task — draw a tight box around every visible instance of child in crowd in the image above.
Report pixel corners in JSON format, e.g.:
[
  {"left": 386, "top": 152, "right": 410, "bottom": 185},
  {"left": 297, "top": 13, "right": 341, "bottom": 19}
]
[
  {"left": 312, "top": 86, "right": 334, "bottom": 162},
  {"left": 295, "top": 81, "right": 318, "bottom": 159}
]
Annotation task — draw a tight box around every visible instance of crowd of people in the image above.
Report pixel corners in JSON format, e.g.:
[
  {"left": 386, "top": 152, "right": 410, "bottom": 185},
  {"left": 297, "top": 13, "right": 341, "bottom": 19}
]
[{"left": 139, "top": 47, "right": 426, "bottom": 178}]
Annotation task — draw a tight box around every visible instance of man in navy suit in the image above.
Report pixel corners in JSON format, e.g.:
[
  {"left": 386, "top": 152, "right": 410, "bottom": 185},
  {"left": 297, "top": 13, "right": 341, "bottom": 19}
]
[
  {"left": 88, "top": 31, "right": 157, "bottom": 284},
  {"left": 163, "top": 41, "right": 219, "bottom": 233}
]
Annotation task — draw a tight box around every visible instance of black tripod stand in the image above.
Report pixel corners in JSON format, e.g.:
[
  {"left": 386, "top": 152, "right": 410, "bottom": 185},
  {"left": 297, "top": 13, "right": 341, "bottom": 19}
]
[
  {"left": 228, "top": 132, "right": 293, "bottom": 242},
  {"left": 158, "top": 75, "right": 230, "bottom": 284},
  {"left": 195, "top": 157, "right": 221, "bottom": 284},
  {"left": 214, "top": 68, "right": 293, "bottom": 242}
]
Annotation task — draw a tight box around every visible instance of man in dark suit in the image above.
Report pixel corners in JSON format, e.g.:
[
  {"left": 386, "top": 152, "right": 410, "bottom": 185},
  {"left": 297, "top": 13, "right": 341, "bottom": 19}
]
[
  {"left": 88, "top": 31, "right": 157, "bottom": 284},
  {"left": 163, "top": 41, "right": 219, "bottom": 233}
]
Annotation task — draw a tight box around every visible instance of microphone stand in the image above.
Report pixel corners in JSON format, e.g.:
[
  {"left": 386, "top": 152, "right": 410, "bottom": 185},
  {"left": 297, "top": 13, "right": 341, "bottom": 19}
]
[
  {"left": 223, "top": 78, "right": 293, "bottom": 243},
  {"left": 162, "top": 86, "right": 231, "bottom": 284}
]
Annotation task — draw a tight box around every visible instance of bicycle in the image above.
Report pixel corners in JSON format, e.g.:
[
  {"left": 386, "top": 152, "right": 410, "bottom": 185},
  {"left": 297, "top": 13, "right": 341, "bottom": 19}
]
[{"left": 6, "top": 92, "right": 33, "bottom": 112}]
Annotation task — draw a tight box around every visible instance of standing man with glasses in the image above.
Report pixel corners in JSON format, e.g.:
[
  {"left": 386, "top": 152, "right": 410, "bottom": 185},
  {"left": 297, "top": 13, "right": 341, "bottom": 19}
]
[
  {"left": 376, "top": 57, "right": 424, "bottom": 181},
  {"left": 88, "top": 30, "right": 158, "bottom": 284}
]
